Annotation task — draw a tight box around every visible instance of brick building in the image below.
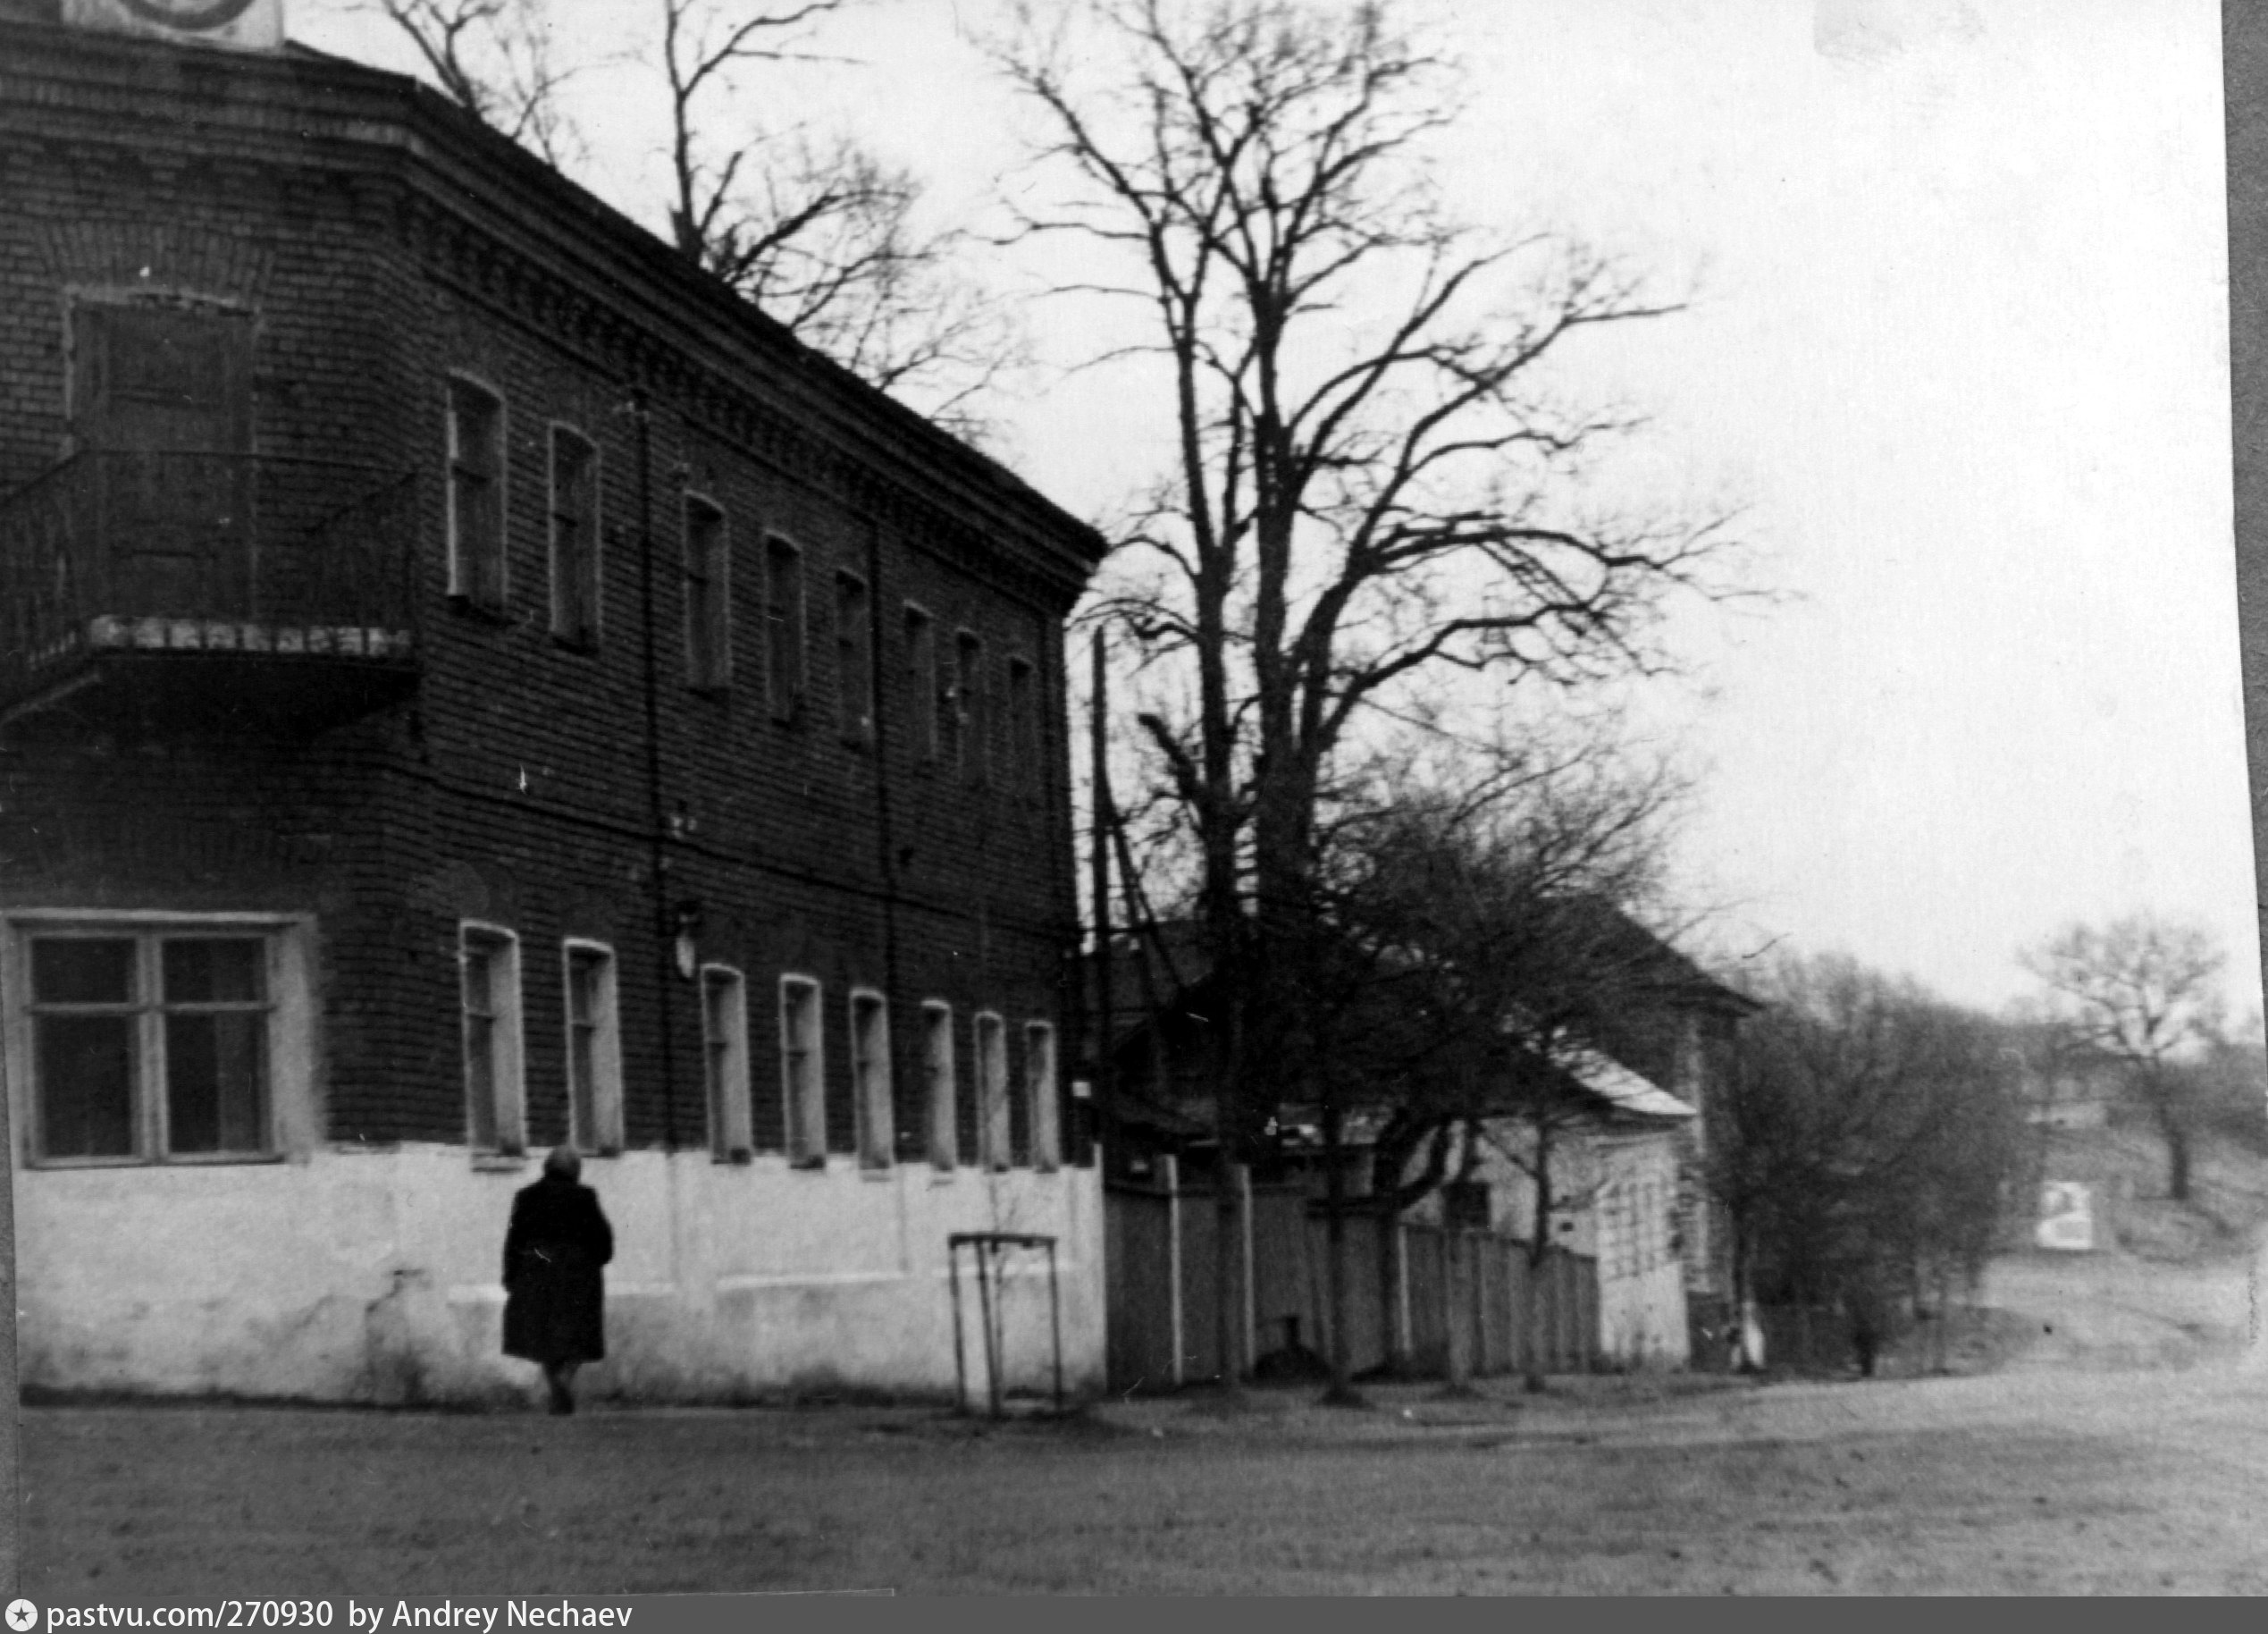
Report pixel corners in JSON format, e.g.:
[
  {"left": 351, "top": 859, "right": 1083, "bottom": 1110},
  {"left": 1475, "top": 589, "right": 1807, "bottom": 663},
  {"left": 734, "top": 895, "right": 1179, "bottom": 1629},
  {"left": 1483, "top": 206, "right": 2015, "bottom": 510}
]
[{"left": 0, "top": 0, "right": 1107, "bottom": 1403}]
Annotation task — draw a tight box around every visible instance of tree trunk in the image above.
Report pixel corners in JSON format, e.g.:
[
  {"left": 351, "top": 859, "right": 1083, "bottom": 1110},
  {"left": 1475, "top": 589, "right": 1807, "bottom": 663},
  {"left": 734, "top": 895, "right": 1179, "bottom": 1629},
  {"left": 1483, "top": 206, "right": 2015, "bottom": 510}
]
[
  {"left": 2163, "top": 1109, "right": 2194, "bottom": 1203},
  {"left": 1214, "top": 1160, "right": 1242, "bottom": 1393},
  {"left": 1320, "top": 1099, "right": 1362, "bottom": 1405},
  {"left": 1524, "top": 1133, "right": 1554, "bottom": 1394},
  {"left": 1377, "top": 1200, "right": 1410, "bottom": 1377}
]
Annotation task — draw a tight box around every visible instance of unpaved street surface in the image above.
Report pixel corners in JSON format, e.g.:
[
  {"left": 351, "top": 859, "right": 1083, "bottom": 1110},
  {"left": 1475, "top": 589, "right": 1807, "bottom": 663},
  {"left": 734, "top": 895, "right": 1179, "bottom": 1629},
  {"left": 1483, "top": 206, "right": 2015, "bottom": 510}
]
[
  {"left": 22, "top": 1363, "right": 2268, "bottom": 1596},
  {"left": 24, "top": 1247, "right": 2268, "bottom": 1596}
]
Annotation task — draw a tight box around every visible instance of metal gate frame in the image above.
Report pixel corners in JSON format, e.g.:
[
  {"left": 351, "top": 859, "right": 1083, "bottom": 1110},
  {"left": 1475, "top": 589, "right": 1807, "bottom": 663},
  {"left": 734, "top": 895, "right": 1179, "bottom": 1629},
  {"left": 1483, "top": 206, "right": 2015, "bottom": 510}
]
[{"left": 947, "top": 1231, "right": 1065, "bottom": 1417}]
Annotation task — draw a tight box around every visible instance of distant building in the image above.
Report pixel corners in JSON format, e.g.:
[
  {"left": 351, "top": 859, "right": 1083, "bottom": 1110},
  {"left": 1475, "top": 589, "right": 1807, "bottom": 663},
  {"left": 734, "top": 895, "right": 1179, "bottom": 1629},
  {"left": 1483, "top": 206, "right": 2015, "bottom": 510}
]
[
  {"left": 0, "top": 0, "right": 1106, "bottom": 1403},
  {"left": 1088, "top": 915, "right": 1756, "bottom": 1380}
]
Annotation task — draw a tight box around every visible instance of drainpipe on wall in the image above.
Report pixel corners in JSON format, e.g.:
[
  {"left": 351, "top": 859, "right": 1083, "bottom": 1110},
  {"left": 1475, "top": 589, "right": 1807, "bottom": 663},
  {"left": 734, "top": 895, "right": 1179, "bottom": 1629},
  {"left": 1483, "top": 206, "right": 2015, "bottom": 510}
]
[
  {"left": 864, "top": 515, "right": 906, "bottom": 1175},
  {"left": 631, "top": 387, "right": 678, "bottom": 1153}
]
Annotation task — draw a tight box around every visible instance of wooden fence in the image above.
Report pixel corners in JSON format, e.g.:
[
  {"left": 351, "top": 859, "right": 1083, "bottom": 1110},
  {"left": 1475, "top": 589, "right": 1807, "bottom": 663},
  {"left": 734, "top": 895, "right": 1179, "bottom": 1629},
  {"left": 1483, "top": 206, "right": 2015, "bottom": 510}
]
[{"left": 1106, "top": 1165, "right": 1598, "bottom": 1393}]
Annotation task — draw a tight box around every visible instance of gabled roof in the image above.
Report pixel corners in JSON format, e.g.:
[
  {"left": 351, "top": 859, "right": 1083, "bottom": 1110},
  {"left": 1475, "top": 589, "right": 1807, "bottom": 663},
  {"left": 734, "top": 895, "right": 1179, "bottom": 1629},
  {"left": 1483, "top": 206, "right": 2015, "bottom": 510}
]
[
  {"left": 1565, "top": 902, "right": 1763, "bottom": 1017},
  {"left": 1558, "top": 1047, "right": 1696, "bottom": 1121}
]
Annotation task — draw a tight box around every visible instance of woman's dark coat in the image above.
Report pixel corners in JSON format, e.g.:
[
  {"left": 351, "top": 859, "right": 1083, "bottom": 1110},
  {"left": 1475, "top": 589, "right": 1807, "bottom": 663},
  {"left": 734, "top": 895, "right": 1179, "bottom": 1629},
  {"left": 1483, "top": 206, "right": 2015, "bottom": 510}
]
[{"left": 501, "top": 1173, "right": 614, "bottom": 1365}]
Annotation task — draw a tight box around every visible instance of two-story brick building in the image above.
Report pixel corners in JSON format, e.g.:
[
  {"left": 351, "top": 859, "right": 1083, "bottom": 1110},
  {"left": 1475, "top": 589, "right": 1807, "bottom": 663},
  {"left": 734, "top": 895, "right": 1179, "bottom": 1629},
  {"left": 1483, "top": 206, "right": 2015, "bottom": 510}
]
[{"left": 0, "top": 0, "right": 1107, "bottom": 1404}]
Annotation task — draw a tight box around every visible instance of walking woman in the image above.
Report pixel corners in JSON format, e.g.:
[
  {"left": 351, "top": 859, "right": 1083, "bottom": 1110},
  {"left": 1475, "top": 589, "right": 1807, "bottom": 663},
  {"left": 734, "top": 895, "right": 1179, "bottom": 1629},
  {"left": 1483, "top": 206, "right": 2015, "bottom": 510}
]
[{"left": 502, "top": 1146, "right": 614, "bottom": 1414}]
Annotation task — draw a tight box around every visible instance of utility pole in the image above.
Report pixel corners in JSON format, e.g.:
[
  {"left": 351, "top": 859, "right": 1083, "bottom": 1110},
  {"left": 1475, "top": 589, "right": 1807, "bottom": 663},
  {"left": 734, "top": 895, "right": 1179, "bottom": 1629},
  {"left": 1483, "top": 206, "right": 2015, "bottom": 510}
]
[{"left": 1089, "top": 627, "right": 1114, "bottom": 1168}]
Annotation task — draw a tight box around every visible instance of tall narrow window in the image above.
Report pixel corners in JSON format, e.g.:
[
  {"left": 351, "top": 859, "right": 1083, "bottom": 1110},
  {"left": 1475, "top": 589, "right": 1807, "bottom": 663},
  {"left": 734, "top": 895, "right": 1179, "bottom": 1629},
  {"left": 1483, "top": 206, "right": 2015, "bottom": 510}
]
[
  {"left": 701, "top": 965, "right": 752, "bottom": 1161},
  {"left": 836, "top": 571, "right": 873, "bottom": 745},
  {"left": 974, "top": 1011, "right": 1008, "bottom": 1171},
  {"left": 764, "top": 537, "right": 805, "bottom": 720},
  {"left": 460, "top": 924, "right": 525, "bottom": 1155},
  {"left": 780, "top": 975, "right": 824, "bottom": 1164},
  {"left": 562, "top": 941, "right": 622, "bottom": 1155},
  {"left": 920, "top": 1001, "right": 955, "bottom": 1169},
  {"left": 1023, "top": 1021, "right": 1060, "bottom": 1172},
  {"left": 549, "top": 427, "right": 600, "bottom": 644},
  {"left": 447, "top": 378, "right": 506, "bottom": 609},
  {"left": 1005, "top": 657, "right": 1037, "bottom": 789},
  {"left": 850, "top": 990, "right": 893, "bottom": 1168},
  {"left": 953, "top": 631, "right": 985, "bottom": 782},
  {"left": 684, "top": 495, "right": 729, "bottom": 689},
  {"left": 903, "top": 605, "right": 938, "bottom": 762}
]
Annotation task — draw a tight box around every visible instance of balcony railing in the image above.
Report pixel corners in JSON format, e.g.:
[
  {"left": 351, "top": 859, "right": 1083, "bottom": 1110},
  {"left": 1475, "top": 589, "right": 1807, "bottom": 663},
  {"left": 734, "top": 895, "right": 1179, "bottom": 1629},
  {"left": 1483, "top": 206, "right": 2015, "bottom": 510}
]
[{"left": 0, "top": 451, "right": 418, "bottom": 713}]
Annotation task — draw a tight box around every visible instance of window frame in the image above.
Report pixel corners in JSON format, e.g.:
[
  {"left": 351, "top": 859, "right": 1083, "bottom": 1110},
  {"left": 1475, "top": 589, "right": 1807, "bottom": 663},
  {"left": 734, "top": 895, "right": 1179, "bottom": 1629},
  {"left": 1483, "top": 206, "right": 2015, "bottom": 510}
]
[
  {"left": 849, "top": 988, "right": 893, "bottom": 1169},
  {"left": 683, "top": 492, "right": 731, "bottom": 692},
  {"left": 974, "top": 1009, "right": 1009, "bottom": 1172},
  {"left": 764, "top": 535, "right": 807, "bottom": 723},
  {"left": 779, "top": 973, "right": 826, "bottom": 1166},
  {"left": 445, "top": 374, "right": 508, "bottom": 611},
  {"left": 953, "top": 630, "right": 986, "bottom": 783},
  {"left": 547, "top": 423, "right": 601, "bottom": 646},
  {"left": 835, "top": 569, "right": 874, "bottom": 745},
  {"left": 460, "top": 921, "right": 526, "bottom": 1158},
  {"left": 1023, "top": 1019, "right": 1060, "bottom": 1173},
  {"left": 6, "top": 913, "right": 309, "bottom": 1168},
  {"left": 903, "top": 604, "right": 939, "bottom": 763},
  {"left": 559, "top": 939, "right": 624, "bottom": 1157},
  {"left": 700, "top": 963, "right": 752, "bottom": 1162},
  {"left": 920, "top": 1000, "right": 956, "bottom": 1170}
]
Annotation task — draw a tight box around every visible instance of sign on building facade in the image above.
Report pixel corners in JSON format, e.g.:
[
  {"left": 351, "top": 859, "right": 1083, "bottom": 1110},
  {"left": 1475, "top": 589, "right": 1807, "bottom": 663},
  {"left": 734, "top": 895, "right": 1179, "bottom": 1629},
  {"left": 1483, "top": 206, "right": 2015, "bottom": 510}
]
[{"left": 61, "top": 0, "right": 283, "bottom": 51}]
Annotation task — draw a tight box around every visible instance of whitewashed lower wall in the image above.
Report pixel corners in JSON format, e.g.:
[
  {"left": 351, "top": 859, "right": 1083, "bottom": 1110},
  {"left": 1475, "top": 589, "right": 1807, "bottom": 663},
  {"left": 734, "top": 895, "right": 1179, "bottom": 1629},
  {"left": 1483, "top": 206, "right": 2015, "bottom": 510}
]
[
  {"left": 16, "top": 1144, "right": 1105, "bottom": 1406},
  {"left": 1592, "top": 1133, "right": 1690, "bottom": 1368}
]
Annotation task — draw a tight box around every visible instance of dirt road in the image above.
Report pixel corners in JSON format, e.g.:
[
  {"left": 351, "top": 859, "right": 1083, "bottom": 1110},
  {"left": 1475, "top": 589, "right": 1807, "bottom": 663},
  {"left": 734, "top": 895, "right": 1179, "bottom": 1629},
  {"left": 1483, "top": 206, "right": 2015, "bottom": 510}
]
[
  {"left": 21, "top": 1360, "right": 2268, "bottom": 1596},
  {"left": 23, "top": 1246, "right": 2267, "bottom": 1596}
]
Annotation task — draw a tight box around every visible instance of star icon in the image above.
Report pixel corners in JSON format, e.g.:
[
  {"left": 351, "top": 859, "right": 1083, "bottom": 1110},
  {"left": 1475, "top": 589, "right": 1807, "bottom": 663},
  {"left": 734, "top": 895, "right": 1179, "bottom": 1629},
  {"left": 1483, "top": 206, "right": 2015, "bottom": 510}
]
[{"left": 7, "top": 1598, "right": 38, "bottom": 1631}]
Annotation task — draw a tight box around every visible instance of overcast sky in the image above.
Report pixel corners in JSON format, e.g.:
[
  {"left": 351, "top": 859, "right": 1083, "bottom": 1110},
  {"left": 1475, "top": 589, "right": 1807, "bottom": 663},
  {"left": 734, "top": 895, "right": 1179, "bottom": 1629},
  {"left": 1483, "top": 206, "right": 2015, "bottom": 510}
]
[{"left": 296, "top": 0, "right": 2258, "bottom": 1016}]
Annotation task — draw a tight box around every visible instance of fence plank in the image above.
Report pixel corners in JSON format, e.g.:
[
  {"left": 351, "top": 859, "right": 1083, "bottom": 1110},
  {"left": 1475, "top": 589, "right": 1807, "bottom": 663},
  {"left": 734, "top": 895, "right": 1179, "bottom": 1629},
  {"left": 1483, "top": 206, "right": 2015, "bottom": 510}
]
[{"left": 1104, "top": 1185, "right": 1178, "bottom": 1393}]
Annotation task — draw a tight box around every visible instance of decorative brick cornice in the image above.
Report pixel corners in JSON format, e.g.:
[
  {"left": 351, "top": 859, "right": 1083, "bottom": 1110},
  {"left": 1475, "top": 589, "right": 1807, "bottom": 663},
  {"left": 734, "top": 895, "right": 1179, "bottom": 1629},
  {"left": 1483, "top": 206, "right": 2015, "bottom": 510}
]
[
  {"left": 4, "top": 17, "right": 1105, "bottom": 608},
  {"left": 392, "top": 190, "right": 1090, "bottom": 611}
]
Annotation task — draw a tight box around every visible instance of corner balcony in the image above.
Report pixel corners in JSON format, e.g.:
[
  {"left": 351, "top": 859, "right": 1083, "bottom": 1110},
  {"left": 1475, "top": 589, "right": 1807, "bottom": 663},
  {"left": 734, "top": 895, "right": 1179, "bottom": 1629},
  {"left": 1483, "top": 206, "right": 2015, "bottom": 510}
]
[{"left": 0, "top": 451, "right": 420, "bottom": 737}]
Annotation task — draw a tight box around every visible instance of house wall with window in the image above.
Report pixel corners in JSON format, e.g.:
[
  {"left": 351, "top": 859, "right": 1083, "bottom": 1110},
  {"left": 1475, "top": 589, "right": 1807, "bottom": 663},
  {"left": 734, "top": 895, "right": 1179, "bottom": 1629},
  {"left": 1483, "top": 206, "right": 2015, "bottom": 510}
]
[
  {"left": 0, "top": 19, "right": 1105, "bottom": 1403},
  {"left": 1441, "top": 1116, "right": 1691, "bottom": 1369}
]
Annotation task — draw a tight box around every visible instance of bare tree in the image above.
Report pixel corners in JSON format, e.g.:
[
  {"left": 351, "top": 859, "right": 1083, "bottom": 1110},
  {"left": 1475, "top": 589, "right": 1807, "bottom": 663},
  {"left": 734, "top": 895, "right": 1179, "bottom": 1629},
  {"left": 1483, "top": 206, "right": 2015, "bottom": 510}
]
[
  {"left": 369, "top": 0, "right": 1021, "bottom": 425},
  {"left": 994, "top": 0, "right": 1734, "bottom": 1321},
  {"left": 1316, "top": 743, "right": 1689, "bottom": 1393},
  {"left": 1717, "top": 954, "right": 2024, "bottom": 1374},
  {"left": 2022, "top": 914, "right": 2227, "bottom": 1201},
  {"left": 374, "top": 0, "right": 585, "bottom": 167}
]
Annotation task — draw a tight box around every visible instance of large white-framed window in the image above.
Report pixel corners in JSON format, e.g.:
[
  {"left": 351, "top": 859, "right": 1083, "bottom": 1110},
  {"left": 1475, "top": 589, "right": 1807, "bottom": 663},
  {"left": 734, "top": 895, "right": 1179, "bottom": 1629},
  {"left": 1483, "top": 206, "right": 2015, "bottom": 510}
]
[
  {"left": 7, "top": 914, "right": 312, "bottom": 1166},
  {"left": 684, "top": 493, "right": 730, "bottom": 690},
  {"left": 548, "top": 424, "right": 601, "bottom": 644},
  {"left": 1023, "top": 1020, "right": 1060, "bottom": 1172},
  {"left": 460, "top": 922, "right": 526, "bottom": 1155},
  {"left": 920, "top": 1000, "right": 955, "bottom": 1170},
  {"left": 446, "top": 375, "right": 508, "bottom": 610},
  {"left": 561, "top": 939, "right": 623, "bottom": 1156},
  {"left": 849, "top": 988, "right": 893, "bottom": 1168},
  {"left": 700, "top": 964, "right": 752, "bottom": 1162},
  {"left": 780, "top": 974, "right": 825, "bottom": 1165},
  {"left": 974, "top": 1010, "right": 1009, "bottom": 1172}
]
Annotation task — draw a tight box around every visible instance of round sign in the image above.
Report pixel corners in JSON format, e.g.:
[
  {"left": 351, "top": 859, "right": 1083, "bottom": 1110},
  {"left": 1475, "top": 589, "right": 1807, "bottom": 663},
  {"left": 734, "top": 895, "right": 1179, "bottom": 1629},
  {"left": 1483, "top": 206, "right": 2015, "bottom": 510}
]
[{"left": 112, "top": 0, "right": 261, "bottom": 29}]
